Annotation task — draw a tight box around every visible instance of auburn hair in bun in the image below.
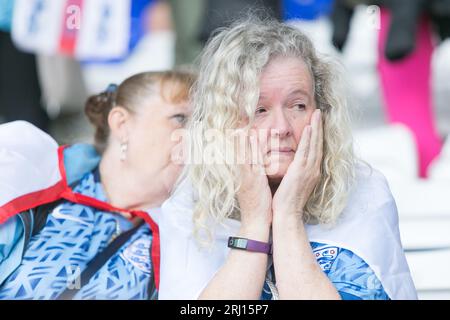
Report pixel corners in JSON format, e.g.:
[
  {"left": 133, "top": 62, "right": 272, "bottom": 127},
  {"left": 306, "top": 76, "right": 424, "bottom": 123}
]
[{"left": 84, "top": 71, "right": 196, "bottom": 154}]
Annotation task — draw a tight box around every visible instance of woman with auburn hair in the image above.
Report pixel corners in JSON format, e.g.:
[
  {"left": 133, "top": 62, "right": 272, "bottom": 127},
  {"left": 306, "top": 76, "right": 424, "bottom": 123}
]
[
  {"left": 0, "top": 70, "right": 195, "bottom": 299},
  {"left": 157, "top": 19, "right": 417, "bottom": 300}
]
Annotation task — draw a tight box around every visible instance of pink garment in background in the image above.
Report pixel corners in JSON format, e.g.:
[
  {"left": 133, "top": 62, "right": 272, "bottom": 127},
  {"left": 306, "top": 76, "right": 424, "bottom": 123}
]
[{"left": 377, "top": 8, "right": 442, "bottom": 178}]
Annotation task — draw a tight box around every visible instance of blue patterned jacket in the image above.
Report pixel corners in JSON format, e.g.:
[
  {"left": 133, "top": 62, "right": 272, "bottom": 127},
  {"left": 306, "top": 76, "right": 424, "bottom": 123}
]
[{"left": 0, "top": 144, "right": 100, "bottom": 287}]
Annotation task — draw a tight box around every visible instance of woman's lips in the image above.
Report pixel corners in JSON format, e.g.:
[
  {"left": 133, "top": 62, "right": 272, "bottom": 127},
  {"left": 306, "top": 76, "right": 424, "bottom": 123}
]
[{"left": 267, "top": 148, "right": 295, "bottom": 156}]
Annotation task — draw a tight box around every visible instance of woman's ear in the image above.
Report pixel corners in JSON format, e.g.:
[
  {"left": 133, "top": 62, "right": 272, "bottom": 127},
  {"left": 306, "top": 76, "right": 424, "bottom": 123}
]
[{"left": 108, "top": 106, "right": 131, "bottom": 143}]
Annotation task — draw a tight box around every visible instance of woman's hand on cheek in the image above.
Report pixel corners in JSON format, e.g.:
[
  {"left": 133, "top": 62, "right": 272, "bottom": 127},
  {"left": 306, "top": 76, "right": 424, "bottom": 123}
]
[
  {"left": 272, "top": 109, "right": 323, "bottom": 223},
  {"left": 237, "top": 133, "right": 273, "bottom": 231}
]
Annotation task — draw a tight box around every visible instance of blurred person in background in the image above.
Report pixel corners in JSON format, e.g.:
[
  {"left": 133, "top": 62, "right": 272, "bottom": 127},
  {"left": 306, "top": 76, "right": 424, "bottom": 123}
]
[
  {"left": 0, "top": 0, "right": 49, "bottom": 131},
  {"left": 168, "top": 0, "right": 282, "bottom": 67},
  {"left": 168, "top": 0, "right": 206, "bottom": 66},
  {"left": 198, "top": 0, "right": 282, "bottom": 44},
  {"left": 331, "top": 0, "right": 450, "bottom": 178},
  {"left": 0, "top": 70, "right": 195, "bottom": 300}
]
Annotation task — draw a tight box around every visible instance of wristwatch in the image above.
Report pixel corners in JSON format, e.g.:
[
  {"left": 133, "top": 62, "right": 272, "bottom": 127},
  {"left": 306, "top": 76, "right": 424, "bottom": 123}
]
[{"left": 228, "top": 237, "right": 272, "bottom": 254}]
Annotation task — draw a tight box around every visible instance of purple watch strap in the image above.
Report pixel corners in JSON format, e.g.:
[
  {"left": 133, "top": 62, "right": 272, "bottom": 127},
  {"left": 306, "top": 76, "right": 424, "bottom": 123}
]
[
  {"left": 246, "top": 239, "right": 272, "bottom": 254},
  {"left": 228, "top": 237, "right": 272, "bottom": 254}
]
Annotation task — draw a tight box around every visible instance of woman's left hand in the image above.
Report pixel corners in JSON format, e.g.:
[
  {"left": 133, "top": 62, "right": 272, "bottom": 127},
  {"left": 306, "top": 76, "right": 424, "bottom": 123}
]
[{"left": 272, "top": 109, "right": 323, "bottom": 221}]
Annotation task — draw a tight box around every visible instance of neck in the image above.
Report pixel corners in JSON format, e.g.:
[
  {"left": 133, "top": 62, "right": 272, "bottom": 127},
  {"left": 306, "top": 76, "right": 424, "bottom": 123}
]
[
  {"left": 269, "top": 179, "right": 280, "bottom": 196},
  {"left": 99, "top": 150, "right": 168, "bottom": 211}
]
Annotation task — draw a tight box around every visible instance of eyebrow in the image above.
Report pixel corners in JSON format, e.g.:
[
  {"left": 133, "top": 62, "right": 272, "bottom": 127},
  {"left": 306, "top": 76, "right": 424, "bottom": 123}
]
[
  {"left": 285, "top": 89, "right": 311, "bottom": 100},
  {"left": 258, "top": 88, "right": 312, "bottom": 102}
]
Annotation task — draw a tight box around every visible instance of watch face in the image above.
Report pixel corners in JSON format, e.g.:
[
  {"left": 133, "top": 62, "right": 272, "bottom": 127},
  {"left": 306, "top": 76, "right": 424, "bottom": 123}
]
[
  {"left": 228, "top": 237, "right": 248, "bottom": 249},
  {"left": 237, "top": 239, "right": 248, "bottom": 248}
]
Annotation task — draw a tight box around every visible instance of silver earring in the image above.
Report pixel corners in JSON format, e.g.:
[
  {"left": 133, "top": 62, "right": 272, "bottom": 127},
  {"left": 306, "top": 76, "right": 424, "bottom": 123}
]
[{"left": 120, "top": 142, "right": 128, "bottom": 162}]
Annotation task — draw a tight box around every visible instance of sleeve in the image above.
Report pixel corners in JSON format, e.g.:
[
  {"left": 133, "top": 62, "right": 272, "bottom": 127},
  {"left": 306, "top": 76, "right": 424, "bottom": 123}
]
[
  {"left": 0, "top": 215, "right": 26, "bottom": 287},
  {"left": 311, "top": 242, "right": 390, "bottom": 300}
]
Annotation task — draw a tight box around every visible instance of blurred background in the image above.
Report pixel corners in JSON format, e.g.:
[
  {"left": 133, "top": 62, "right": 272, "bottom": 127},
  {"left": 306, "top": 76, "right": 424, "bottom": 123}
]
[{"left": 0, "top": 0, "right": 449, "bottom": 299}]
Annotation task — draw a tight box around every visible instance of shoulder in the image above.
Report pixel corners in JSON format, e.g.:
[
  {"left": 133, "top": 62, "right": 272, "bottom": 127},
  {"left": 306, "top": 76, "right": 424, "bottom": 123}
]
[
  {"left": 343, "top": 161, "right": 397, "bottom": 222},
  {"left": 352, "top": 161, "right": 394, "bottom": 203},
  {"left": 319, "top": 161, "right": 400, "bottom": 239},
  {"left": 0, "top": 122, "right": 60, "bottom": 222},
  {"left": 0, "top": 121, "right": 100, "bottom": 189},
  {"left": 0, "top": 120, "right": 58, "bottom": 159},
  {"left": 0, "top": 121, "right": 58, "bottom": 171},
  {"left": 307, "top": 162, "right": 397, "bottom": 233}
]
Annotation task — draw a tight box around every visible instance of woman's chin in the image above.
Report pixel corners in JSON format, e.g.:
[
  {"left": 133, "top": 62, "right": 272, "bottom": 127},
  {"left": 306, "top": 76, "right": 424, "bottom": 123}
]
[
  {"left": 265, "top": 165, "right": 288, "bottom": 184},
  {"left": 265, "top": 158, "right": 291, "bottom": 178}
]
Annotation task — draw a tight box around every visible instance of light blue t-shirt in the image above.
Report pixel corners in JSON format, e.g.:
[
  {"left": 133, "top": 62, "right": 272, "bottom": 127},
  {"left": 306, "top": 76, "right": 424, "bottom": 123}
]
[{"left": 0, "top": 169, "right": 156, "bottom": 300}]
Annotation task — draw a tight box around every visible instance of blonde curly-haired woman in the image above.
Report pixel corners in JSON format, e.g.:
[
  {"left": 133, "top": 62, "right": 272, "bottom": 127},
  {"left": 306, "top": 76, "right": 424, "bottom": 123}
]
[{"left": 157, "top": 18, "right": 417, "bottom": 300}]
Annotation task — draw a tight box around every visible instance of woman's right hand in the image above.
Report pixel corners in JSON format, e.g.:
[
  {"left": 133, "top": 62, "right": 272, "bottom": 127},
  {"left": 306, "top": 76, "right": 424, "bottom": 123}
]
[
  {"left": 199, "top": 133, "right": 272, "bottom": 299},
  {"left": 236, "top": 133, "right": 272, "bottom": 233}
]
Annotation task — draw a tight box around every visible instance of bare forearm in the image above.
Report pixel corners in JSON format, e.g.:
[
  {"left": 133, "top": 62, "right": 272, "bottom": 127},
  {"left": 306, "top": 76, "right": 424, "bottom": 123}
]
[
  {"left": 272, "top": 215, "right": 340, "bottom": 300},
  {"left": 198, "top": 224, "right": 270, "bottom": 300}
]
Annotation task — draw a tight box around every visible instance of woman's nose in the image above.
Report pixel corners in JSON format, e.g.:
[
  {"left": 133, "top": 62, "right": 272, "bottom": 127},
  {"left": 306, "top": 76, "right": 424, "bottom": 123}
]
[{"left": 269, "top": 108, "right": 292, "bottom": 138}]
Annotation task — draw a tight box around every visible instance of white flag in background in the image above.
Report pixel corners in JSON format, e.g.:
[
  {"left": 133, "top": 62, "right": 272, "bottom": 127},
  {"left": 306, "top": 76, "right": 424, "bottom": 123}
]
[{"left": 11, "top": 0, "right": 131, "bottom": 60}]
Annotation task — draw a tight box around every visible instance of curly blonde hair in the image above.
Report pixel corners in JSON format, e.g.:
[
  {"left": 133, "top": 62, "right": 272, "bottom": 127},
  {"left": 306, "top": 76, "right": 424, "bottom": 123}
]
[{"left": 184, "top": 18, "right": 357, "bottom": 244}]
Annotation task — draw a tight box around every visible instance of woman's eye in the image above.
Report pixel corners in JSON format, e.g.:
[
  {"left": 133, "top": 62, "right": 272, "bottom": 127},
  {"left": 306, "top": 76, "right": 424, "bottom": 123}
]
[
  {"left": 172, "top": 114, "right": 187, "bottom": 125},
  {"left": 293, "top": 103, "right": 306, "bottom": 110},
  {"left": 255, "top": 107, "right": 267, "bottom": 115}
]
